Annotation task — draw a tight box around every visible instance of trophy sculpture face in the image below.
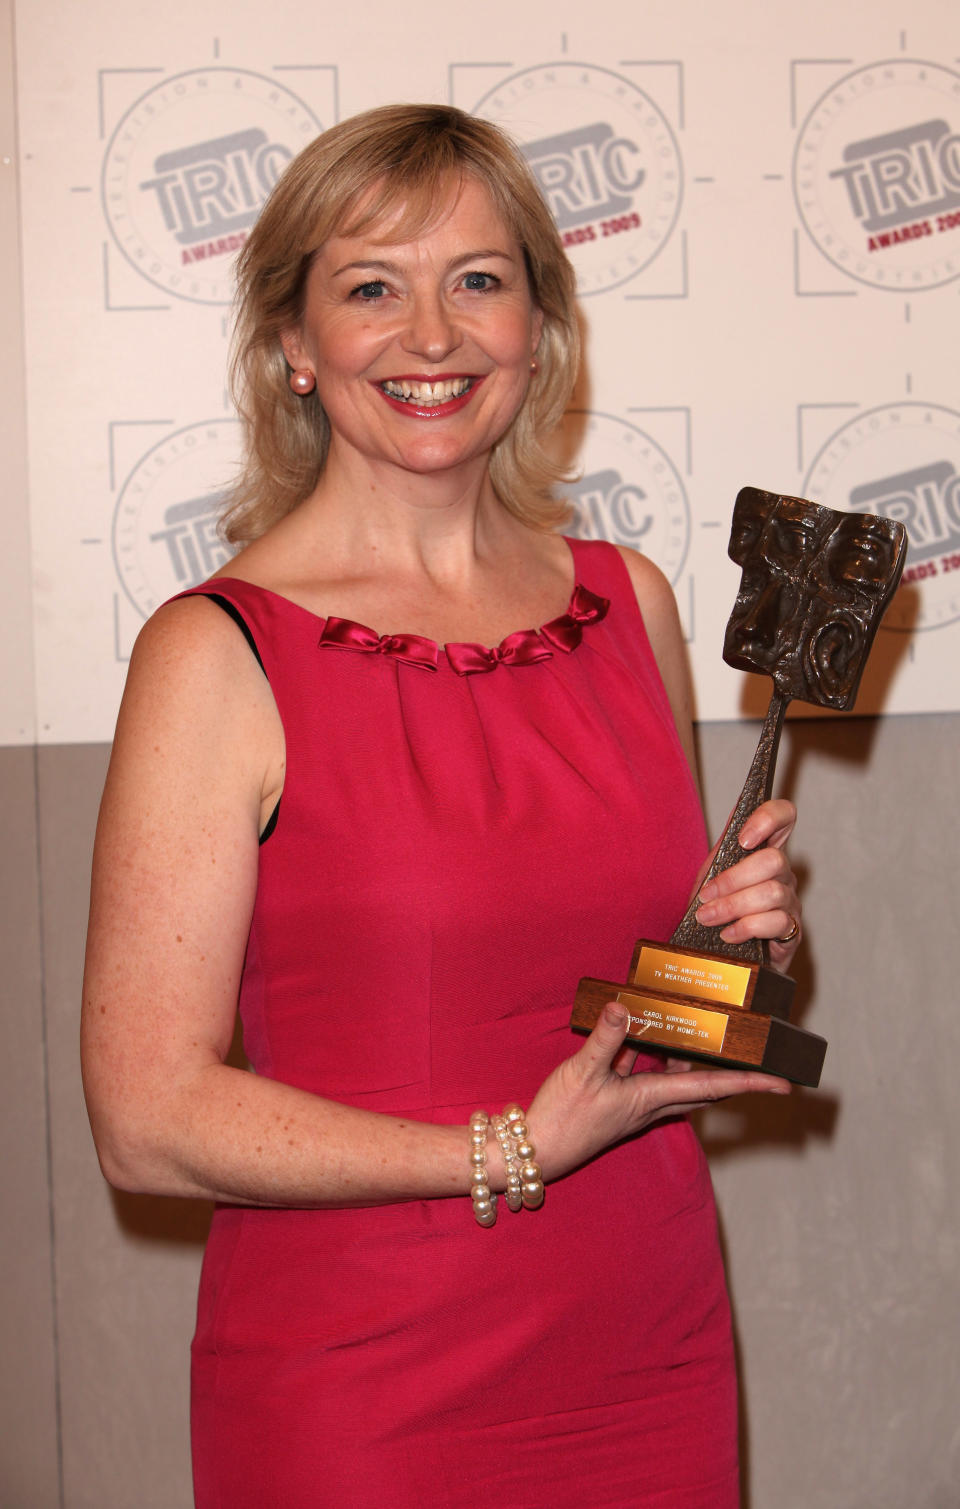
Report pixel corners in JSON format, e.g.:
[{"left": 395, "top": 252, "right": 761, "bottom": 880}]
[
  {"left": 570, "top": 487, "right": 908, "bottom": 1088},
  {"left": 723, "top": 489, "right": 907, "bottom": 711}
]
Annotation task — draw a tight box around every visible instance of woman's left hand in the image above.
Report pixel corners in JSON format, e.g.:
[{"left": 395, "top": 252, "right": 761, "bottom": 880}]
[{"left": 694, "top": 798, "right": 802, "bottom": 973}]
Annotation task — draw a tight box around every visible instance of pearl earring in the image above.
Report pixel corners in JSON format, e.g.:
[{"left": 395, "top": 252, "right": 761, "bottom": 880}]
[
  {"left": 529, "top": 359, "right": 539, "bottom": 375},
  {"left": 289, "top": 369, "right": 316, "bottom": 395}
]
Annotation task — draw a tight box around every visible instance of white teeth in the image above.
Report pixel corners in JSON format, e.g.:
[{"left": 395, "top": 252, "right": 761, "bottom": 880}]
[{"left": 381, "top": 377, "right": 472, "bottom": 405}]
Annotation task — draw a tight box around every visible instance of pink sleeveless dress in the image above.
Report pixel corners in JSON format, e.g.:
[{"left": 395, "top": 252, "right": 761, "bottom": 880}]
[{"left": 185, "top": 539, "right": 737, "bottom": 1508}]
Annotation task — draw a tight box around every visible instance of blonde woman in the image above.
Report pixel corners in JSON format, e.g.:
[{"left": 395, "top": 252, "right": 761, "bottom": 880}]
[{"left": 82, "top": 105, "right": 800, "bottom": 1508}]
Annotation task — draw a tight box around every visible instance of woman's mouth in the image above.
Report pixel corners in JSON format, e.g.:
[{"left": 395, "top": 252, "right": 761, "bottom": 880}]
[
  {"left": 380, "top": 377, "right": 473, "bottom": 405},
  {"left": 376, "top": 376, "right": 483, "bottom": 417}
]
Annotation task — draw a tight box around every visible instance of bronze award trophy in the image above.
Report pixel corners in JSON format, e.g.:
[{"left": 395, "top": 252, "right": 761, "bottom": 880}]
[{"left": 570, "top": 486, "right": 908, "bottom": 1088}]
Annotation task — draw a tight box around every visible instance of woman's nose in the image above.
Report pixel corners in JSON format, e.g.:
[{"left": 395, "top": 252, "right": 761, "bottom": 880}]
[{"left": 400, "top": 293, "right": 460, "bottom": 362}]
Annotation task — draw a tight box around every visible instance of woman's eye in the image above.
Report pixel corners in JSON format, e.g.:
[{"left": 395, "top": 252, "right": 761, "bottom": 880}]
[
  {"left": 352, "top": 281, "right": 386, "bottom": 301},
  {"left": 462, "top": 271, "right": 498, "bottom": 292}
]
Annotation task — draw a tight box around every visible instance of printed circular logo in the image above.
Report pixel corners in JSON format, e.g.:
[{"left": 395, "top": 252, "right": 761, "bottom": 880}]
[
  {"left": 794, "top": 59, "right": 960, "bottom": 291},
  {"left": 556, "top": 411, "right": 690, "bottom": 583},
  {"left": 802, "top": 402, "right": 960, "bottom": 631},
  {"left": 472, "top": 62, "right": 683, "bottom": 295},
  {"left": 113, "top": 421, "right": 241, "bottom": 618},
  {"left": 102, "top": 68, "right": 322, "bottom": 304}
]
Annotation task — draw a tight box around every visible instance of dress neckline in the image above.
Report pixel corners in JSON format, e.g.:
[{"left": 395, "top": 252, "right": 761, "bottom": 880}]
[
  {"left": 207, "top": 539, "right": 611, "bottom": 677},
  {"left": 204, "top": 576, "right": 610, "bottom": 678},
  {"left": 316, "top": 581, "right": 610, "bottom": 676}
]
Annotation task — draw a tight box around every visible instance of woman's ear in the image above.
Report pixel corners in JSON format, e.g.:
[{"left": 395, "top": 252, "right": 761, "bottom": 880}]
[{"left": 279, "top": 327, "right": 307, "bottom": 372}]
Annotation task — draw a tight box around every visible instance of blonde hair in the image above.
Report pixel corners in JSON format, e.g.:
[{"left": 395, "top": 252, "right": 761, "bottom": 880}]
[{"left": 221, "top": 103, "right": 580, "bottom": 543}]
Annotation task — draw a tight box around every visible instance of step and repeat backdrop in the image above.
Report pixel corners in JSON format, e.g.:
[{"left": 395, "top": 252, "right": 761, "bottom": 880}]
[{"left": 13, "top": 0, "right": 959, "bottom": 742}]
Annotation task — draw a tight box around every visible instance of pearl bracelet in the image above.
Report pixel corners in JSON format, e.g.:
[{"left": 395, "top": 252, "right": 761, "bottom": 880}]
[
  {"left": 501, "top": 1104, "right": 545, "bottom": 1211},
  {"left": 469, "top": 1104, "right": 544, "bottom": 1226},
  {"left": 493, "top": 1114, "right": 524, "bottom": 1212},
  {"left": 469, "top": 1110, "right": 497, "bottom": 1227}
]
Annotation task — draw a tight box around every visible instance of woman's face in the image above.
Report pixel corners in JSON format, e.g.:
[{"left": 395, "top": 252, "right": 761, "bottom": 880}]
[{"left": 282, "top": 178, "right": 543, "bottom": 485}]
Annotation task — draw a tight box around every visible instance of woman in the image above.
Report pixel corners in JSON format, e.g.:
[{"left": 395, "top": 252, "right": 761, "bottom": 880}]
[{"left": 82, "top": 105, "right": 801, "bottom": 1507}]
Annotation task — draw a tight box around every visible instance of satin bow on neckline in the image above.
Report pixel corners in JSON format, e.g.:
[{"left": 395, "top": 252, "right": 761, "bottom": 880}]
[
  {"left": 316, "top": 584, "right": 610, "bottom": 677},
  {"left": 318, "top": 617, "right": 439, "bottom": 670}
]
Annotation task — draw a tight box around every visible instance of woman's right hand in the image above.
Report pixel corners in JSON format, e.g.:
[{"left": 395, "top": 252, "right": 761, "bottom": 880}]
[{"left": 527, "top": 1002, "right": 791, "bottom": 1183}]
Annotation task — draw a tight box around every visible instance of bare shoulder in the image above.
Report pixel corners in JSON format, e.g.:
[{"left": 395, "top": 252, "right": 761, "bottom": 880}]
[
  {"left": 613, "top": 545, "right": 699, "bottom": 783},
  {"left": 127, "top": 591, "right": 252, "bottom": 677},
  {"left": 613, "top": 545, "right": 684, "bottom": 646},
  {"left": 108, "top": 593, "right": 283, "bottom": 830},
  {"left": 121, "top": 592, "right": 271, "bottom": 722}
]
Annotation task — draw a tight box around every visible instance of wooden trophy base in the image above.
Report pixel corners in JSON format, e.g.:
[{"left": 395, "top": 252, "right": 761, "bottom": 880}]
[{"left": 571, "top": 938, "right": 826, "bottom": 1088}]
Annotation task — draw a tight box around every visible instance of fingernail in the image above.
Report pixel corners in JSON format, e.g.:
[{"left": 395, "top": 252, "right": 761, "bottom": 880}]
[
  {"left": 698, "top": 879, "right": 717, "bottom": 902},
  {"left": 604, "top": 1003, "right": 626, "bottom": 1026},
  {"left": 739, "top": 831, "right": 757, "bottom": 850},
  {"left": 696, "top": 902, "right": 717, "bottom": 924}
]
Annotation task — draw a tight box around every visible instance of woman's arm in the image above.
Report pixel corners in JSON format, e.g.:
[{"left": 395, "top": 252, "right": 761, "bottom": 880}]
[{"left": 81, "top": 597, "right": 481, "bottom": 1206}]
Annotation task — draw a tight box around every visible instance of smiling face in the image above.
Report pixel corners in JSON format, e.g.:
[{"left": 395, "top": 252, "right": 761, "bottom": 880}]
[{"left": 280, "top": 177, "right": 544, "bottom": 489}]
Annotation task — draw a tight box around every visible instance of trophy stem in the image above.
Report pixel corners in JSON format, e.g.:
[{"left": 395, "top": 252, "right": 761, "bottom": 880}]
[{"left": 669, "top": 689, "right": 790, "bottom": 963}]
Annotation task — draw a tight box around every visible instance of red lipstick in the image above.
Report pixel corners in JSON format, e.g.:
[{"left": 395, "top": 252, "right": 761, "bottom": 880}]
[{"left": 375, "top": 375, "right": 485, "bottom": 419}]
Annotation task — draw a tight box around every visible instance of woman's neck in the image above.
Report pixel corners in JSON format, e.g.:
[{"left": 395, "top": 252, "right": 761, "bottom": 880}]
[
  {"left": 290, "top": 443, "right": 521, "bottom": 589},
  {"left": 216, "top": 445, "right": 573, "bottom": 644}
]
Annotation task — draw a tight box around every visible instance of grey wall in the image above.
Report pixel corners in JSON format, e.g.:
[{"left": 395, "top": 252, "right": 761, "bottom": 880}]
[{"left": 3, "top": 714, "right": 959, "bottom": 1508}]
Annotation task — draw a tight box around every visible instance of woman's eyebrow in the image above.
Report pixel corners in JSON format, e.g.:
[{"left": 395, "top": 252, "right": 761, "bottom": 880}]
[
  {"left": 448, "top": 248, "right": 516, "bottom": 265},
  {"left": 330, "top": 249, "right": 517, "bottom": 278},
  {"left": 330, "top": 258, "right": 405, "bottom": 278}
]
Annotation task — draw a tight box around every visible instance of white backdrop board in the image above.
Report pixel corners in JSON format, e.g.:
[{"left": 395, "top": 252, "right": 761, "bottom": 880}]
[{"left": 11, "top": 0, "right": 960, "bottom": 745}]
